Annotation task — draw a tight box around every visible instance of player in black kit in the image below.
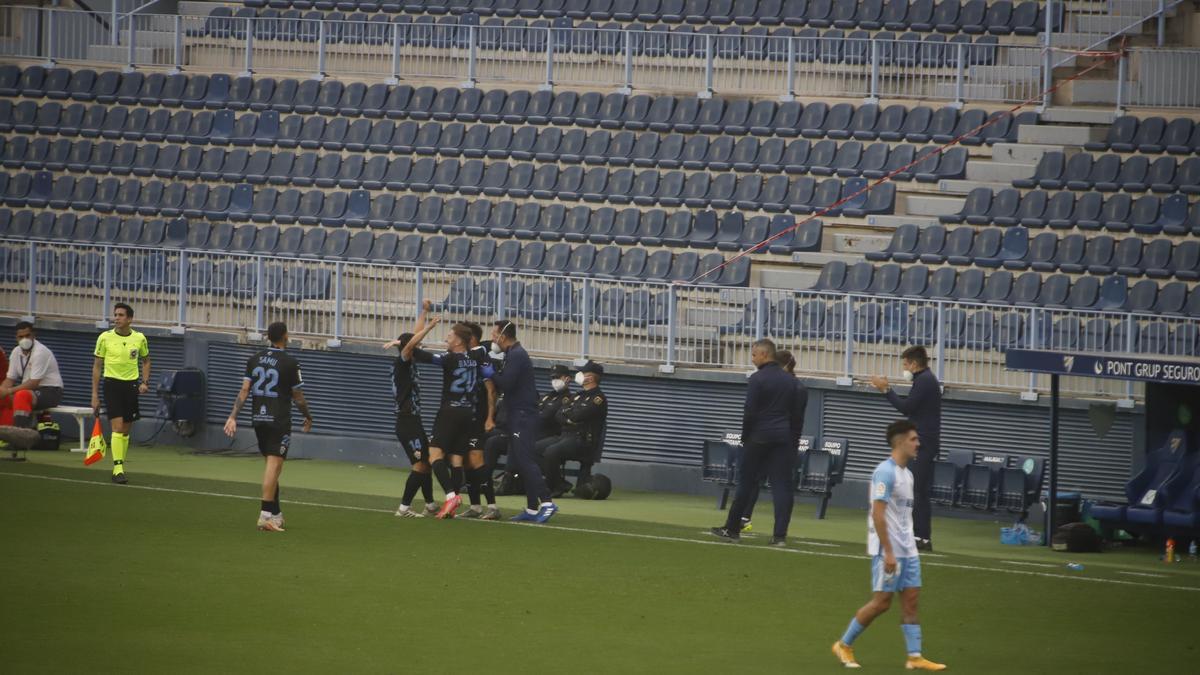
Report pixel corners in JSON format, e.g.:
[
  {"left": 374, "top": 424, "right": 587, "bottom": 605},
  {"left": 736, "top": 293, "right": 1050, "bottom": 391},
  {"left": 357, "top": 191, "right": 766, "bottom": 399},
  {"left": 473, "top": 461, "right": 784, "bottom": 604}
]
[
  {"left": 224, "top": 322, "right": 313, "bottom": 532},
  {"left": 403, "top": 311, "right": 491, "bottom": 520},
  {"left": 383, "top": 301, "right": 439, "bottom": 518},
  {"left": 459, "top": 322, "right": 501, "bottom": 520}
]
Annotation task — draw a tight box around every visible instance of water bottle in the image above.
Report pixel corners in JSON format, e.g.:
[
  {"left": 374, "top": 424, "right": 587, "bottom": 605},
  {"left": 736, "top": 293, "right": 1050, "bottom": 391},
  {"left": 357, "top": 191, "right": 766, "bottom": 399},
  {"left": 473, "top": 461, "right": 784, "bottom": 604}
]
[
  {"left": 1189, "top": 540, "right": 1198, "bottom": 561},
  {"left": 1165, "top": 538, "right": 1176, "bottom": 564},
  {"left": 1066, "top": 562, "right": 1084, "bottom": 571}
]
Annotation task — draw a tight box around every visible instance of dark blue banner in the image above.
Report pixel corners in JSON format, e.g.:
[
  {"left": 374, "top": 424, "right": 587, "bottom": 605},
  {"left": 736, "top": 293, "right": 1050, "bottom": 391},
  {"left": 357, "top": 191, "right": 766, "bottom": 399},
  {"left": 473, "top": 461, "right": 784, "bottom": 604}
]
[{"left": 1006, "top": 349, "right": 1200, "bottom": 386}]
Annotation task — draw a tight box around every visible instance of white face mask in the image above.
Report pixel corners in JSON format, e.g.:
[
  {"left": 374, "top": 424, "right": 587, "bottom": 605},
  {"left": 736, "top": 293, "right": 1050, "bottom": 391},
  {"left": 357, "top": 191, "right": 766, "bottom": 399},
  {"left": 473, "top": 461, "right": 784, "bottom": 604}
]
[
  {"left": 490, "top": 342, "right": 503, "bottom": 356},
  {"left": 551, "top": 379, "right": 566, "bottom": 392},
  {"left": 574, "top": 372, "right": 587, "bottom": 387},
  {"left": 901, "top": 369, "right": 914, "bottom": 383},
  {"left": 18, "top": 338, "right": 33, "bottom": 351}
]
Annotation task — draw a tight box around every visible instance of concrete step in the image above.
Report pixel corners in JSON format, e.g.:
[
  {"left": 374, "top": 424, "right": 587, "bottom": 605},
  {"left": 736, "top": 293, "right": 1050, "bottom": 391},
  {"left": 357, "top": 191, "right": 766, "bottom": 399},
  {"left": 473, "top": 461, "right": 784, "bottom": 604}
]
[
  {"left": 121, "top": 29, "right": 176, "bottom": 48},
  {"left": 1043, "top": 32, "right": 1116, "bottom": 49},
  {"left": 791, "top": 250, "right": 858, "bottom": 267},
  {"left": 1073, "top": 15, "right": 1147, "bottom": 35},
  {"left": 646, "top": 324, "right": 718, "bottom": 341},
  {"left": 936, "top": 178, "right": 1011, "bottom": 195},
  {"left": 1018, "top": 124, "right": 1107, "bottom": 146},
  {"left": 903, "top": 194, "right": 965, "bottom": 217},
  {"left": 930, "top": 82, "right": 1009, "bottom": 101},
  {"left": 757, "top": 267, "right": 818, "bottom": 291},
  {"left": 622, "top": 342, "right": 714, "bottom": 364},
  {"left": 1065, "top": 79, "right": 1126, "bottom": 106},
  {"left": 965, "top": 160, "right": 1036, "bottom": 183},
  {"left": 1007, "top": 49, "right": 1074, "bottom": 68},
  {"left": 86, "top": 45, "right": 161, "bottom": 63},
  {"left": 832, "top": 232, "right": 890, "bottom": 254},
  {"left": 684, "top": 306, "right": 742, "bottom": 325},
  {"left": 1039, "top": 107, "right": 1118, "bottom": 125},
  {"left": 968, "top": 65, "right": 1042, "bottom": 82},
  {"left": 865, "top": 214, "right": 940, "bottom": 229},
  {"left": 992, "top": 141, "right": 1067, "bottom": 163}
]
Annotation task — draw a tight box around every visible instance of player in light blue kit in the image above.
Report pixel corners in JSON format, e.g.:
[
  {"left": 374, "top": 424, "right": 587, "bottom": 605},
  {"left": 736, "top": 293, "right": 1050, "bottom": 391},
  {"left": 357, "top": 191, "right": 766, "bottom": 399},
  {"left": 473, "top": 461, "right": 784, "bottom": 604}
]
[{"left": 832, "top": 419, "right": 946, "bottom": 671}]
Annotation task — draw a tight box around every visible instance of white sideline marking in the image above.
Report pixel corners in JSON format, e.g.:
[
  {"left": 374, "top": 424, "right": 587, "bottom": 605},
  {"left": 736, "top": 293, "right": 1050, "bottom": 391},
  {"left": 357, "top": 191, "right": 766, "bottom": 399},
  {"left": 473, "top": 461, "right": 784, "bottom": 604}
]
[
  {"left": 1001, "top": 560, "right": 1057, "bottom": 568},
  {"left": 1117, "top": 571, "right": 1168, "bottom": 578},
  {"left": 5, "top": 471, "right": 1200, "bottom": 593}
]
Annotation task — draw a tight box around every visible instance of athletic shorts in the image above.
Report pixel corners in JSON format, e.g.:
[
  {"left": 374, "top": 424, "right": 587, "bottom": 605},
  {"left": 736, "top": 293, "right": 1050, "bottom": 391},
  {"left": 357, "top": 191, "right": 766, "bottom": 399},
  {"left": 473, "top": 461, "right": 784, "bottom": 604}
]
[
  {"left": 102, "top": 378, "right": 140, "bottom": 423},
  {"left": 254, "top": 424, "right": 291, "bottom": 458},
  {"left": 395, "top": 414, "right": 430, "bottom": 465},
  {"left": 467, "top": 418, "right": 487, "bottom": 452},
  {"left": 430, "top": 406, "right": 475, "bottom": 456},
  {"left": 871, "top": 555, "right": 921, "bottom": 593}
]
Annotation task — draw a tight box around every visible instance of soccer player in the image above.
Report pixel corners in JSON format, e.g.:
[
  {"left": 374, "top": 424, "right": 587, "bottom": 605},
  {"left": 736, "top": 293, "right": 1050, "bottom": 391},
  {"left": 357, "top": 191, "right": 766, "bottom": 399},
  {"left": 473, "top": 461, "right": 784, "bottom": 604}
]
[
  {"left": 831, "top": 419, "right": 946, "bottom": 671},
  {"left": 382, "top": 321, "right": 438, "bottom": 519},
  {"left": 403, "top": 313, "right": 488, "bottom": 520},
  {"left": 223, "top": 321, "right": 312, "bottom": 532},
  {"left": 459, "top": 321, "right": 502, "bottom": 520},
  {"left": 91, "top": 303, "right": 150, "bottom": 484},
  {"left": 486, "top": 320, "right": 557, "bottom": 523}
]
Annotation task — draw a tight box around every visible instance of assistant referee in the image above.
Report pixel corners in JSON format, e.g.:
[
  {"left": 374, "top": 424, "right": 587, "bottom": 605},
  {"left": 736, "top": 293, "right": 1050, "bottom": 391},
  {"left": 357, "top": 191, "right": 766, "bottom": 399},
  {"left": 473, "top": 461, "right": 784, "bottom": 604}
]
[{"left": 91, "top": 303, "right": 151, "bottom": 484}]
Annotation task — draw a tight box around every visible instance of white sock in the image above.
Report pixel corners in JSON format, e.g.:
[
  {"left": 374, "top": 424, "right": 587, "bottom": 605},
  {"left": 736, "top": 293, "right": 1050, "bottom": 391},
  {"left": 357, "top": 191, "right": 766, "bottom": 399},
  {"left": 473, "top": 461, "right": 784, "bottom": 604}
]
[
  {"left": 468, "top": 505, "right": 482, "bottom": 512},
  {"left": 486, "top": 504, "right": 498, "bottom": 510},
  {"left": 398, "top": 504, "right": 411, "bottom": 512},
  {"left": 525, "top": 508, "right": 538, "bottom": 515},
  {"left": 445, "top": 492, "right": 457, "bottom": 499},
  {"left": 539, "top": 501, "right": 554, "bottom": 509},
  {"left": 260, "top": 510, "right": 272, "bottom": 519}
]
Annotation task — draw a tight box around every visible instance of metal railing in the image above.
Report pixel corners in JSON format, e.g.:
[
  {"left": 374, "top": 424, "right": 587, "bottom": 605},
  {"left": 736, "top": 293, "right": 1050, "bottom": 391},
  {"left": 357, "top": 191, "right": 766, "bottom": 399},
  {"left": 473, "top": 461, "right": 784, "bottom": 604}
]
[
  {"left": 1120, "top": 47, "right": 1200, "bottom": 109},
  {"left": 1, "top": 6, "right": 1043, "bottom": 107},
  {"left": 3, "top": 238, "right": 1184, "bottom": 402}
]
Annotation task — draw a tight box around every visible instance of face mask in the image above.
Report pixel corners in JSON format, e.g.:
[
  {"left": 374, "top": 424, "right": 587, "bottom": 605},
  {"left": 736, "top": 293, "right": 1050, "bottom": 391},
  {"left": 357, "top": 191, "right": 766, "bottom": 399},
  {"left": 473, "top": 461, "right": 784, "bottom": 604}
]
[
  {"left": 18, "top": 338, "right": 33, "bottom": 351},
  {"left": 552, "top": 379, "right": 566, "bottom": 392},
  {"left": 490, "top": 342, "right": 503, "bottom": 356},
  {"left": 574, "top": 372, "right": 586, "bottom": 387},
  {"left": 901, "top": 369, "right": 914, "bottom": 383}
]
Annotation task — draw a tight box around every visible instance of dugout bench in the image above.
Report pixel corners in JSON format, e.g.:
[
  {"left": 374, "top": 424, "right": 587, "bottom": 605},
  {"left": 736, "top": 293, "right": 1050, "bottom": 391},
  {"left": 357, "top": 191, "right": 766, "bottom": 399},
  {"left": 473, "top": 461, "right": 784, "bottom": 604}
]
[{"left": 701, "top": 433, "right": 850, "bottom": 519}]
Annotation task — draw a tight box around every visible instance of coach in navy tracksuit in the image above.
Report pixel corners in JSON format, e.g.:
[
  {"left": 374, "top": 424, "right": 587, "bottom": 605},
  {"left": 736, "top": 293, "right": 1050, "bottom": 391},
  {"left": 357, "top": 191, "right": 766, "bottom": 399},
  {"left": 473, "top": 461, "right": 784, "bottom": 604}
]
[
  {"left": 487, "top": 320, "right": 557, "bottom": 523},
  {"left": 871, "top": 345, "right": 941, "bottom": 551},
  {"left": 711, "top": 339, "right": 799, "bottom": 546}
]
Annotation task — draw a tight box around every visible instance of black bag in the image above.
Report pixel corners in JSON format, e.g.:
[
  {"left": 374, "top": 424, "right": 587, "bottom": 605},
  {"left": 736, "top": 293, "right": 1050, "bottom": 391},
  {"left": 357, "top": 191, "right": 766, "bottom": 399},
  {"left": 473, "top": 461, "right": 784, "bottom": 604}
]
[
  {"left": 34, "top": 413, "right": 60, "bottom": 451},
  {"left": 1051, "top": 522, "right": 1102, "bottom": 553}
]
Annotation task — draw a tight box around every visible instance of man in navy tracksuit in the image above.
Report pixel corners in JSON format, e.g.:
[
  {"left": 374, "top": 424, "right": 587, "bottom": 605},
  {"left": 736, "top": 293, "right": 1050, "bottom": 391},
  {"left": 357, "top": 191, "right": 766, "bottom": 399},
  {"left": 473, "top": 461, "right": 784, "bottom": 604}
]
[
  {"left": 871, "top": 345, "right": 941, "bottom": 552},
  {"left": 487, "top": 320, "right": 558, "bottom": 524},
  {"left": 711, "top": 339, "right": 799, "bottom": 547}
]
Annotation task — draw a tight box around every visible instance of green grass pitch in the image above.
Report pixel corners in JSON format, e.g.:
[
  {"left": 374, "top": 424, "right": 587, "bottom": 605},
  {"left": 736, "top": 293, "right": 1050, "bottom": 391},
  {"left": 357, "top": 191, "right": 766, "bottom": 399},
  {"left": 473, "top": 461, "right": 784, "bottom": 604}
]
[{"left": 2, "top": 447, "right": 1197, "bottom": 674}]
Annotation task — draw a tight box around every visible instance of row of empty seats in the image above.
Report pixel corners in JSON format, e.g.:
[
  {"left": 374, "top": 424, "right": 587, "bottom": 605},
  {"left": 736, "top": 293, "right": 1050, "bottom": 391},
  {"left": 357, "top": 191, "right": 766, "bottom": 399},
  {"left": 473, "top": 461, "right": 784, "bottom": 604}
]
[
  {"left": 942, "top": 187, "right": 1197, "bottom": 235},
  {"left": 0, "top": 66, "right": 1036, "bottom": 145},
  {"left": 870, "top": 224, "right": 1200, "bottom": 282},
  {"left": 196, "top": 9, "right": 1007, "bottom": 66},
  {"left": 0, "top": 214, "right": 753, "bottom": 285},
  {"left": 727, "top": 294, "right": 1200, "bottom": 354},
  {"left": 931, "top": 449, "right": 1043, "bottom": 513},
  {"left": 1014, "top": 151, "right": 1200, "bottom": 196},
  {"left": 234, "top": 0, "right": 1047, "bottom": 36},
  {"left": 0, "top": 121, "right": 970, "bottom": 185},
  {"left": 0, "top": 168, "right": 894, "bottom": 220},
  {"left": 0, "top": 201, "right": 816, "bottom": 254},
  {"left": 812, "top": 259, "right": 1200, "bottom": 316},
  {"left": 1085, "top": 116, "right": 1200, "bottom": 156}
]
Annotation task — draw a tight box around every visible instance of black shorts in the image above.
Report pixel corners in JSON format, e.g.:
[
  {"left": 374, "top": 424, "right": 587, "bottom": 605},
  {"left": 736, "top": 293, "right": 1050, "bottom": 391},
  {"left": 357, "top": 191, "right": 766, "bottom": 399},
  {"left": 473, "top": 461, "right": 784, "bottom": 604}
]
[
  {"left": 395, "top": 414, "right": 430, "bottom": 466},
  {"left": 254, "top": 424, "right": 291, "bottom": 458},
  {"left": 430, "top": 406, "right": 476, "bottom": 456},
  {"left": 102, "top": 378, "right": 140, "bottom": 423}
]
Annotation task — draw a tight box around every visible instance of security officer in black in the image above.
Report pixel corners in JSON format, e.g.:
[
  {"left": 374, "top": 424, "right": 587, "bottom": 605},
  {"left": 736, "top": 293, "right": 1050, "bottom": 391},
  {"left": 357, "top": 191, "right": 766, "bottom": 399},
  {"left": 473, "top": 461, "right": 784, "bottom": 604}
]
[
  {"left": 538, "top": 364, "right": 574, "bottom": 438},
  {"left": 535, "top": 361, "right": 608, "bottom": 497}
]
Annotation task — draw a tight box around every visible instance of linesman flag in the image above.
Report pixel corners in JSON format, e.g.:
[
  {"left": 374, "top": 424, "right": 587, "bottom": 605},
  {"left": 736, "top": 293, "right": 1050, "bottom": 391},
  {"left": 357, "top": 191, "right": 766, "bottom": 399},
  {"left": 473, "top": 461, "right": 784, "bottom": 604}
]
[{"left": 84, "top": 418, "right": 107, "bottom": 466}]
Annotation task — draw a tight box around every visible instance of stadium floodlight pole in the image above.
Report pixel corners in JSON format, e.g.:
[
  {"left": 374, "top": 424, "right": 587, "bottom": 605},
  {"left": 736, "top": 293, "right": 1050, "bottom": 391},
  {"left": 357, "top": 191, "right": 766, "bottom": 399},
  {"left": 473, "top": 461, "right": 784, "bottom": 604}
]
[
  {"left": 837, "top": 295, "right": 853, "bottom": 386},
  {"left": 1047, "top": 373, "right": 1060, "bottom": 548}
]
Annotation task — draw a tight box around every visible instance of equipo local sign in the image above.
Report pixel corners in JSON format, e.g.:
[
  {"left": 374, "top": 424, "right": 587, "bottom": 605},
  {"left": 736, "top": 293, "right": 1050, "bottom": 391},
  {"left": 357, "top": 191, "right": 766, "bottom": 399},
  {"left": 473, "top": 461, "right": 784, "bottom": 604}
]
[{"left": 1006, "top": 349, "right": 1200, "bottom": 386}]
